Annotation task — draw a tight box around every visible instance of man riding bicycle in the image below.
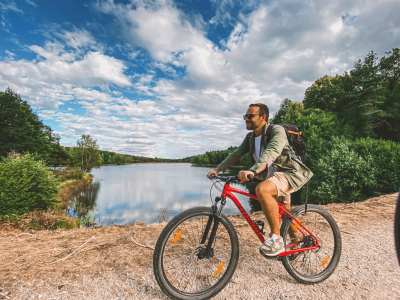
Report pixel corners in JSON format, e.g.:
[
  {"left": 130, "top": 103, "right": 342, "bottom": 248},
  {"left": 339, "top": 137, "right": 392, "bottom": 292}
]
[{"left": 207, "top": 103, "right": 313, "bottom": 256}]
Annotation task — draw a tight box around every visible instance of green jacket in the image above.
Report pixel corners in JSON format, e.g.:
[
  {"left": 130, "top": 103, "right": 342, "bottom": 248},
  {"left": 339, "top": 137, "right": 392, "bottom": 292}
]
[{"left": 217, "top": 124, "right": 313, "bottom": 190}]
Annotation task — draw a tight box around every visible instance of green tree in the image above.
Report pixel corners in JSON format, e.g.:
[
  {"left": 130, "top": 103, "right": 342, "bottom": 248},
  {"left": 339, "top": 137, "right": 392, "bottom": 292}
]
[
  {"left": 336, "top": 52, "right": 387, "bottom": 138},
  {"left": 0, "top": 153, "right": 60, "bottom": 215},
  {"left": 272, "top": 98, "right": 304, "bottom": 124},
  {"left": 377, "top": 48, "right": 400, "bottom": 142},
  {"left": 101, "top": 151, "right": 111, "bottom": 164},
  {"left": 0, "top": 88, "right": 59, "bottom": 164},
  {"left": 303, "top": 75, "right": 346, "bottom": 110},
  {"left": 69, "top": 135, "right": 102, "bottom": 172},
  {"left": 114, "top": 154, "right": 124, "bottom": 165}
]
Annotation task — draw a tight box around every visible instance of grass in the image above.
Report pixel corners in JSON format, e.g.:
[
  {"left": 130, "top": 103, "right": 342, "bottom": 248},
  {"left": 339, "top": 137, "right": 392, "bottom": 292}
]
[{"left": 0, "top": 169, "right": 97, "bottom": 231}]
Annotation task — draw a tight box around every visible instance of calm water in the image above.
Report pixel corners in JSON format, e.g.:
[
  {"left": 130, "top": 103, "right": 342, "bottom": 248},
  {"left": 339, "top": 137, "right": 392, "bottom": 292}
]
[{"left": 67, "top": 163, "right": 258, "bottom": 225}]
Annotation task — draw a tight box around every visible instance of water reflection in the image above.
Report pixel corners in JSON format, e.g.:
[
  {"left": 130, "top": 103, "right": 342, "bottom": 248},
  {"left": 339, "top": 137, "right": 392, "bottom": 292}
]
[
  {"left": 70, "top": 164, "right": 264, "bottom": 225},
  {"left": 67, "top": 181, "right": 100, "bottom": 219}
]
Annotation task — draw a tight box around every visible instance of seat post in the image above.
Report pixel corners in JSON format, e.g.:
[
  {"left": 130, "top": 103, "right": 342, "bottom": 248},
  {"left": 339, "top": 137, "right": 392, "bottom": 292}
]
[{"left": 280, "top": 195, "right": 286, "bottom": 204}]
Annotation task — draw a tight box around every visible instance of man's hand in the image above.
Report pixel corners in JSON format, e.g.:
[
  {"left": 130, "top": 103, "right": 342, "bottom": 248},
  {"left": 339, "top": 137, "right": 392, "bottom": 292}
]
[
  {"left": 207, "top": 168, "right": 220, "bottom": 178},
  {"left": 238, "top": 170, "right": 255, "bottom": 183}
]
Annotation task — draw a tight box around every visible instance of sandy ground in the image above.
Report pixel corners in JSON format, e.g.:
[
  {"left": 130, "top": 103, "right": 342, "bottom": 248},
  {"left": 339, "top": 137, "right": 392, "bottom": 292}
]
[{"left": 1, "top": 193, "right": 399, "bottom": 300}]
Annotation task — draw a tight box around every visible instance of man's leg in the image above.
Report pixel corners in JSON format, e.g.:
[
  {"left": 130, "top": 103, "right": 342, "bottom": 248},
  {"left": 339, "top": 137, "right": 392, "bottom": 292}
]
[
  {"left": 256, "top": 180, "right": 280, "bottom": 237},
  {"left": 280, "top": 194, "right": 299, "bottom": 239}
]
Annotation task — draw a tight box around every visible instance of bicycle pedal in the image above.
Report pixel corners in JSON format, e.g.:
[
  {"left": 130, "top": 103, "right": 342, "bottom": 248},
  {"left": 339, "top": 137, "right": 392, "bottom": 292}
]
[{"left": 259, "top": 249, "right": 282, "bottom": 261}]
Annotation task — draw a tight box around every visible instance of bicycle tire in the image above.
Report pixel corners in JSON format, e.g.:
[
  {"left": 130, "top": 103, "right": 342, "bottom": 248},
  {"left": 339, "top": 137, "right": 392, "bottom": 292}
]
[
  {"left": 153, "top": 206, "right": 239, "bottom": 300},
  {"left": 280, "top": 204, "right": 342, "bottom": 284},
  {"left": 395, "top": 192, "right": 400, "bottom": 265}
]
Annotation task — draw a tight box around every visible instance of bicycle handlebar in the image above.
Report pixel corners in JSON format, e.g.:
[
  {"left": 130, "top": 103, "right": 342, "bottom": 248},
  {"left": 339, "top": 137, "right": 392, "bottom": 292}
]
[{"left": 209, "top": 173, "right": 254, "bottom": 183}]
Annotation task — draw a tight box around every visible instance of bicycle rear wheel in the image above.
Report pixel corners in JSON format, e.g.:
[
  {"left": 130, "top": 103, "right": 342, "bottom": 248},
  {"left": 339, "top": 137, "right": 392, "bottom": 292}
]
[
  {"left": 280, "top": 204, "right": 342, "bottom": 284},
  {"left": 153, "top": 206, "right": 239, "bottom": 300},
  {"left": 395, "top": 193, "right": 400, "bottom": 265}
]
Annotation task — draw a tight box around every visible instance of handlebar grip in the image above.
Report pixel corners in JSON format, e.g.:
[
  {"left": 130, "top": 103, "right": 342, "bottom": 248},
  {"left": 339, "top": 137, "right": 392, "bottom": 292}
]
[{"left": 247, "top": 174, "right": 254, "bottom": 180}]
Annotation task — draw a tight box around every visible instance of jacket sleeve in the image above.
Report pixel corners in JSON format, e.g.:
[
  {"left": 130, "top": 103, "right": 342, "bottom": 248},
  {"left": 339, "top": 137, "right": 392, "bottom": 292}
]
[
  {"left": 250, "top": 126, "right": 287, "bottom": 171},
  {"left": 217, "top": 134, "right": 250, "bottom": 172}
]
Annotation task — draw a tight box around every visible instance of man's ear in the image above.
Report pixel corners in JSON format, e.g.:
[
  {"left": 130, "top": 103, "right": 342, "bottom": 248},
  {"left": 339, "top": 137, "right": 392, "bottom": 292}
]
[{"left": 261, "top": 114, "right": 267, "bottom": 122}]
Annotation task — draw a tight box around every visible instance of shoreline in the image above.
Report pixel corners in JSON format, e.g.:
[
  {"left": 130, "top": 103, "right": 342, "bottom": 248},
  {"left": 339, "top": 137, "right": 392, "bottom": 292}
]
[{"left": 101, "top": 162, "right": 191, "bottom": 166}]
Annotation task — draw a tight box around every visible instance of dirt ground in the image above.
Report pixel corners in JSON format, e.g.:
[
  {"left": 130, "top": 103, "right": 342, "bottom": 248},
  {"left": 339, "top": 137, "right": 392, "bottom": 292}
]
[{"left": 1, "top": 193, "right": 399, "bottom": 300}]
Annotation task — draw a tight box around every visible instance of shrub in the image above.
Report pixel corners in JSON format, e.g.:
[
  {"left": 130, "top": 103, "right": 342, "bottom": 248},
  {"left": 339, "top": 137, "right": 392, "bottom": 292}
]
[
  {"left": 351, "top": 138, "right": 400, "bottom": 194},
  {"left": 0, "top": 154, "right": 60, "bottom": 215},
  {"left": 306, "top": 137, "right": 376, "bottom": 204}
]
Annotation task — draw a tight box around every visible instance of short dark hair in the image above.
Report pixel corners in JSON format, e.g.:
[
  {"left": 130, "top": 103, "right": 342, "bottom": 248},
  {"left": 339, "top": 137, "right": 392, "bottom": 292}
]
[{"left": 249, "top": 103, "right": 269, "bottom": 120}]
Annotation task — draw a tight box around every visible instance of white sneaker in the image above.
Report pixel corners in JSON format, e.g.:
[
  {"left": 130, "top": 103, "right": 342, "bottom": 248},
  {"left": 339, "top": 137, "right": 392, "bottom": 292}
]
[{"left": 260, "top": 233, "right": 285, "bottom": 256}]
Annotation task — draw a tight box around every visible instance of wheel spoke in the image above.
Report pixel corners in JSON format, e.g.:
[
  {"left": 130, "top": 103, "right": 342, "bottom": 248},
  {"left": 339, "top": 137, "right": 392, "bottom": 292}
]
[
  {"left": 155, "top": 208, "right": 238, "bottom": 296},
  {"left": 281, "top": 206, "right": 341, "bottom": 284}
]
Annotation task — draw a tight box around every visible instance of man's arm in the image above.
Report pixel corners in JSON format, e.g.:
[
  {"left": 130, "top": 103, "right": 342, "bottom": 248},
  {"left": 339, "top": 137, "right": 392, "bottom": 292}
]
[
  {"left": 207, "top": 134, "right": 250, "bottom": 178},
  {"left": 250, "top": 126, "right": 288, "bottom": 172}
]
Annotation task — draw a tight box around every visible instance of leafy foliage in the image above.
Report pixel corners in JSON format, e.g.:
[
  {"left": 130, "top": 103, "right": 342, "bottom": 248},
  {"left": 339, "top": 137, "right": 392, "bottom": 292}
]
[
  {"left": 272, "top": 98, "right": 304, "bottom": 124},
  {"left": 0, "top": 88, "right": 60, "bottom": 165},
  {"left": 308, "top": 137, "right": 376, "bottom": 203},
  {"left": 69, "top": 135, "right": 103, "bottom": 172},
  {"left": 304, "top": 49, "right": 400, "bottom": 141},
  {"left": 190, "top": 147, "right": 238, "bottom": 165},
  {"left": 0, "top": 154, "right": 60, "bottom": 215},
  {"left": 351, "top": 138, "right": 400, "bottom": 195}
]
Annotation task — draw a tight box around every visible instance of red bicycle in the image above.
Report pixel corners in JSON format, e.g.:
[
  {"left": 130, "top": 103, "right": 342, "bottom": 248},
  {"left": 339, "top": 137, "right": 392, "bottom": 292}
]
[{"left": 153, "top": 175, "right": 342, "bottom": 299}]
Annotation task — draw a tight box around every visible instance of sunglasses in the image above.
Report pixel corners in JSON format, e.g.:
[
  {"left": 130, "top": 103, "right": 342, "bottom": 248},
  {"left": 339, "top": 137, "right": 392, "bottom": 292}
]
[{"left": 243, "top": 114, "right": 260, "bottom": 120}]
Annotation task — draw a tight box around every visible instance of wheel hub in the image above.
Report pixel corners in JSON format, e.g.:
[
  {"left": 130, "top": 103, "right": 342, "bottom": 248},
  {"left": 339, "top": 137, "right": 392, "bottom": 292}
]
[{"left": 191, "top": 244, "right": 213, "bottom": 262}]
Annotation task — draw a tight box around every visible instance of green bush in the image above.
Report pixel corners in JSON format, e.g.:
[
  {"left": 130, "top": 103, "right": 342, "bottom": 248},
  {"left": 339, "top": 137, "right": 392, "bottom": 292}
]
[
  {"left": 0, "top": 154, "right": 60, "bottom": 215},
  {"left": 306, "top": 137, "right": 376, "bottom": 204},
  {"left": 351, "top": 138, "right": 400, "bottom": 194}
]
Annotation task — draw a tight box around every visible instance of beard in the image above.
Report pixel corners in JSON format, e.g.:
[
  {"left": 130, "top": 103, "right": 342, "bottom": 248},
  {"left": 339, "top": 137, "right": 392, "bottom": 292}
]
[{"left": 246, "top": 122, "right": 256, "bottom": 130}]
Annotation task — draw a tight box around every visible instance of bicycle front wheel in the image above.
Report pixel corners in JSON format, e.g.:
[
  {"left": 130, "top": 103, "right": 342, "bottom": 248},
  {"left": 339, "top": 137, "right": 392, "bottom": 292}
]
[
  {"left": 280, "top": 204, "right": 342, "bottom": 284},
  {"left": 153, "top": 206, "right": 239, "bottom": 300}
]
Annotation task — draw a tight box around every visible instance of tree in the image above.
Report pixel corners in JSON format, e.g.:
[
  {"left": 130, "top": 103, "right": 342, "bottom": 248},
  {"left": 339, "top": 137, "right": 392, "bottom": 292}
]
[
  {"left": 69, "top": 135, "right": 102, "bottom": 172},
  {"left": 114, "top": 154, "right": 125, "bottom": 165},
  {"left": 303, "top": 75, "right": 345, "bottom": 110},
  {"left": 336, "top": 51, "right": 387, "bottom": 138},
  {"left": 0, "top": 88, "right": 59, "bottom": 164},
  {"left": 272, "top": 98, "right": 304, "bottom": 124}
]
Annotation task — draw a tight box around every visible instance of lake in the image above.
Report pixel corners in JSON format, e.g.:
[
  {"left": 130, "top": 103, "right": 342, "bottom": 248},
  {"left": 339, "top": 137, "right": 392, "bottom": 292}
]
[{"left": 67, "top": 163, "right": 259, "bottom": 225}]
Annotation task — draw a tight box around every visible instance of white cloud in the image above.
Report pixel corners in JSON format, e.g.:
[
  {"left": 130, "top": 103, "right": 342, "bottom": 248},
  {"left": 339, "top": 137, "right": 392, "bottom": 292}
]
[
  {"left": 25, "top": 0, "right": 37, "bottom": 7},
  {"left": 55, "top": 28, "right": 96, "bottom": 50},
  {"left": 0, "top": 1, "right": 22, "bottom": 13},
  {"left": 0, "top": 40, "right": 131, "bottom": 108}
]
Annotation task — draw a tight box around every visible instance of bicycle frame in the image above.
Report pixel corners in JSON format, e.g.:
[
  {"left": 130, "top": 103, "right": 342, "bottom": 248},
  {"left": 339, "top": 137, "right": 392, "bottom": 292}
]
[{"left": 215, "top": 182, "right": 320, "bottom": 257}]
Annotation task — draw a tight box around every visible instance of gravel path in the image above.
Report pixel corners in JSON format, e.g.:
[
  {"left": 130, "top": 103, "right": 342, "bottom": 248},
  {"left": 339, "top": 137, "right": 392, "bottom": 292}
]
[{"left": 1, "top": 194, "right": 399, "bottom": 300}]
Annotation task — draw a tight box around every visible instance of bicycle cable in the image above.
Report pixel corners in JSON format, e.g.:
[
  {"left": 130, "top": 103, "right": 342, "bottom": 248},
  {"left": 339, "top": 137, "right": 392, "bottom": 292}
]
[{"left": 209, "top": 178, "right": 224, "bottom": 205}]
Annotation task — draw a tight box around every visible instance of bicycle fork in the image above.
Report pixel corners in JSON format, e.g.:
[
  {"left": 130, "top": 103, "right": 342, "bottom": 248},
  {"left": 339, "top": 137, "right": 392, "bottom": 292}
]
[{"left": 201, "top": 196, "right": 226, "bottom": 258}]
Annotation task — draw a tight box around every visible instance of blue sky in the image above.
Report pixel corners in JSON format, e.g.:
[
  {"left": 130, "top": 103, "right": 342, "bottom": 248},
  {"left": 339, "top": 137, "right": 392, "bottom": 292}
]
[{"left": 1, "top": 0, "right": 400, "bottom": 158}]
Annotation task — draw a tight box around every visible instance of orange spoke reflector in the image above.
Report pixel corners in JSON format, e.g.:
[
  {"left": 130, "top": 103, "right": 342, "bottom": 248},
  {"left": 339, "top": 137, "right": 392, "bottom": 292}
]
[
  {"left": 293, "top": 220, "right": 302, "bottom": 230},
  {"left": 215, "top": 262, "right": 225, "bottom": 277},
  {"left": 321, "top": 256, "right": 330, "bottom": 267},
  {"left": 172, "top": 229, "right": 184, "bottom": 244}
]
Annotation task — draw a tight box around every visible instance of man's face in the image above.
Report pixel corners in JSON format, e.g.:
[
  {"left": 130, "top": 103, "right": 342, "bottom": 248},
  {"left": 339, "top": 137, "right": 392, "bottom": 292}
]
[{"left": 244, "top": 106, "right": 264, "bottom": 130}]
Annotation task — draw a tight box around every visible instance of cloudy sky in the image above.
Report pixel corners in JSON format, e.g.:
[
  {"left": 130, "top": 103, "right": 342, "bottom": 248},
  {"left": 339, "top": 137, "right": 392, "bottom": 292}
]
[{"left": 1, "top": 0, "right": 399, "bottom": 158}]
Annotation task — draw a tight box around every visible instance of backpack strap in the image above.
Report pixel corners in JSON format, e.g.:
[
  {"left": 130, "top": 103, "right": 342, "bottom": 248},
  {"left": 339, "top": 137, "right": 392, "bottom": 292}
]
[
  {"left": 305, "top": 182, "right": 309, "bottom": 214},
  {"left": 265, "top": 124, "right": 275, "bottom": 145}
]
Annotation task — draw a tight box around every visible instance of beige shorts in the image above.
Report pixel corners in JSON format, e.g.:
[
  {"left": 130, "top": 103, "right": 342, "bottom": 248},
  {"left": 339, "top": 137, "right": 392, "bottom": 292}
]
[{"left": 266, "top": 172, "right": 295, "bottom": 198}]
